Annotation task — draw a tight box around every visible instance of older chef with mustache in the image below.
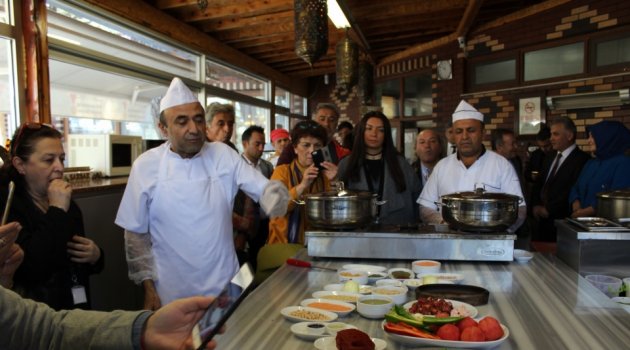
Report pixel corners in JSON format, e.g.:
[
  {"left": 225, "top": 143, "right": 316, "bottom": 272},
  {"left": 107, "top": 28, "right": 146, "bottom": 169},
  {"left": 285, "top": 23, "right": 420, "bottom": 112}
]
[
  {"left": 417, "top": 100, "right": 526, "bottom": 232},
  {"left": 116, "top": 78, "right": 288, "bottom": 310}
]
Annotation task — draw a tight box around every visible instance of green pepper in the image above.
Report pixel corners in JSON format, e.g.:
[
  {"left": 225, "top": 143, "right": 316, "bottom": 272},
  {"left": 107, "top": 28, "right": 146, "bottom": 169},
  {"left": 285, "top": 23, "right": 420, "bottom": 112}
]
[
  {"left": 422, "top": 315, "right": 464, "bottom": 325},
  {"left": 384, "top": 310, "right": 433, "bottom": 332}
]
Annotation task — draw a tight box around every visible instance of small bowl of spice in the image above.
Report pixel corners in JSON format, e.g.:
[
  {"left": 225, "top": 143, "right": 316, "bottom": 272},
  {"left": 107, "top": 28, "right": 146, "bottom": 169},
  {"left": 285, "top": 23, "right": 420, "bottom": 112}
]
[
  {"left": 387, "top": 267, "right": 414, "bottom": 280},
  {"left": 412, "top": 260, "right": 441, "bottom": 275},
  {"left": 306, "top": 322, "right": 326, "bottom": 335},
  {"left": 338, "top": 269, "right": 369, "bottom": 285}
]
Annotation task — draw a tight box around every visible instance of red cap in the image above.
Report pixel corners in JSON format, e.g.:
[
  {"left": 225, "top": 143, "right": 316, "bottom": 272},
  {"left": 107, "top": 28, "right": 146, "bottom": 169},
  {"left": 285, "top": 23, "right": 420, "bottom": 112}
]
[{"left": 270, "top": 128, "right": 289, "bottom": 142}]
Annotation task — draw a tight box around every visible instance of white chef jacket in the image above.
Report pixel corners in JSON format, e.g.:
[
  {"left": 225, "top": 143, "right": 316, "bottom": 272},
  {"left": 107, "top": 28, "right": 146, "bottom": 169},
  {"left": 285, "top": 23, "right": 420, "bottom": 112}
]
[
  {"left": 115, "top": 141, "right": 269, "bottom": 304},
  {"left": 417, "top": 150, "right": 525, "bottom": 217}
]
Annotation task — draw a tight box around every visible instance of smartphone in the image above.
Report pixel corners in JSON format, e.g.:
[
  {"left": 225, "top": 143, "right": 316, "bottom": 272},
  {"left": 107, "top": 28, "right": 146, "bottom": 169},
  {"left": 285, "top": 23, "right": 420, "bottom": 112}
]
[
  {"left": 191, "top": 263, "right": 255, "bottom": 350},
  {"left": 311, "top": 144, "right": 335, "bottom": 170}
]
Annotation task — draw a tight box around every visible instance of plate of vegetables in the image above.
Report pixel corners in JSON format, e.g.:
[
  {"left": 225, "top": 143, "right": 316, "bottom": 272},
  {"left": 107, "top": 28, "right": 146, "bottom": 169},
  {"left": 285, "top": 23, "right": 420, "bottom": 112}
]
[{"left": 382, "top": 305, "right": 509, "bottom": 348}]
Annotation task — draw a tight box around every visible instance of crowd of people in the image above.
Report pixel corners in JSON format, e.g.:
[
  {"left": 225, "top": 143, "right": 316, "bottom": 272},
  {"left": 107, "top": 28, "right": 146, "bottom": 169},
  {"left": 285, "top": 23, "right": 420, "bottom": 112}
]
[{"left": 1, "top": 76, "right": 629, "bottom": 349}]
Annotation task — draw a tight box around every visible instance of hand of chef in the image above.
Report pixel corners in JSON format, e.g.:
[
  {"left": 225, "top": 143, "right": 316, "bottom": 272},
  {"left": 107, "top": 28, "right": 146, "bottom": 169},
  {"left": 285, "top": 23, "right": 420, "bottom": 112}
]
[
  {"left": 142, "top": 295, "right": 222, "bottom": 350},
  {"left": 67, "top": 235, "right": 101, "bottom": 264},
  {"left": 48, "top": 179, "right": 72, "bottom": 212},
  {"left": 320, "top": 161, "right": 338, "bottom": 181},
  {"left": 532, "top": 205, "right": 549, "bottom": 219},
  {"left": 260, "top": 180, "right": 289, "bottom": 218}
]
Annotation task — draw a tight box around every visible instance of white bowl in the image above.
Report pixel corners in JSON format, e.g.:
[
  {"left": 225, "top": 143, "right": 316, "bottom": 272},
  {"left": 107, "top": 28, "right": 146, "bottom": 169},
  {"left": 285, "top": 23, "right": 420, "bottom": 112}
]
[
  {"left": 356, "top": 295, "right": 394, "bottom": 319},
  {"left": 388, "top": 267, "right": 414, "bottom": 280},
  {"left": 300, "top": 298, "right": 356, "bottom": 317},
  {"left": 411, "top": 260, "right": 441, "bottom": 274},
  {"left": 371, "top": 285, "right": 408, "bottom": 305},
  {"left": 338, "top": 269, "right": 369, "bottom": 285},
  {"left": 403, "top": 279, "right": 423, "bottom": 290},
  {"left": 305, "top": 322, "right": 326, "bottom": 335},
  {"left": 513, "top": 249, "right": 533, "bottom": 263},
  {"left": 323, "top": 283, "right": 371, "bottom": 294},
  {"left": 312, "top": 291, "right": 361, "bottom": 304},
  {"left": 376, "top": 279, "right": 405, "bottom": 288},
  {"left": 367, "top": 271, "right": 388, "bottom": 284}
]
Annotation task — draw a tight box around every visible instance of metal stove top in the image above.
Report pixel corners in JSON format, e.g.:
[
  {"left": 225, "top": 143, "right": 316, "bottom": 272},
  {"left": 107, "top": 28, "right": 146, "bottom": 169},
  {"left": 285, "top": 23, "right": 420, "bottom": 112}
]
[{"left": 305, "top": 224, "right": 515, "bottom": 261}]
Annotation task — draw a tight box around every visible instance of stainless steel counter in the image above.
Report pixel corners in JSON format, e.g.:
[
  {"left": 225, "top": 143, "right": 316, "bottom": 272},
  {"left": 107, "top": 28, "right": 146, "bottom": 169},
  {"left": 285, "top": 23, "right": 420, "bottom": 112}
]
[
  {"left": 306, "top": 225, "right": 516, "bottom": 261},
  {"left": 557, "top": 220, "right": 630, "bottom": 277},
  {"left": 215, "top": 250, "right": 630, "bottom": 349}
]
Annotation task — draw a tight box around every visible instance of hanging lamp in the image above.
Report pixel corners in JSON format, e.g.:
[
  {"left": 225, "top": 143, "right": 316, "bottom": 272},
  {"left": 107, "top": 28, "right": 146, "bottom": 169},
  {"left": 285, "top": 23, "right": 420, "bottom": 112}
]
[
  {"left": 294, "top": 0, "right": 328, "bottom": 66},
  {"left": 335, "top": 29, "right": 358, "bottom": 89}
]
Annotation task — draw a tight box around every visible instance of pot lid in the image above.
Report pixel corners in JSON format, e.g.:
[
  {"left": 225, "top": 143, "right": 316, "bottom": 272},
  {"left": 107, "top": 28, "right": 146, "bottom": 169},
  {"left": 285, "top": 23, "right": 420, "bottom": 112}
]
[
  {"left": 304, "top": 190, "right": 376, "bottom": 200},
  {"left": 597, "top": 188, "right": 630, "bottom": 199},
  {"left": 441, "top": 191, "right": 521, "bottom": 201}
]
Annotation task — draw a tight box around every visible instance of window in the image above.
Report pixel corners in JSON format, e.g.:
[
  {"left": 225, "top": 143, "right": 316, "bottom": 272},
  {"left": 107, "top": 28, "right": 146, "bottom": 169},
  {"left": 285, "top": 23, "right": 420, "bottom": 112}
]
[
  {"left": 274, "top": 114, "right": 290, "bottom": 131},
  {"left": 403, "top": 74, "right": 432, "bottom": 117},
  {"left": 524, "top": 42, "right": 584, "bottom": 81},
  {"left": 0, "top": 0, "right": 20, "bottom": 145},
  {"left": 47, "top": 0, "right": 199, "bottom": 80},
  {"left": 206, "top": 59, "right": 269, "bottom": 102},
  {"left": 275, "top": 86, "right": 290, "bottom": 108},
  {"left": 473, "top": 59, "right": 516, "bottom": 85},
  {"left": 375, "top": 79, "right": 400, "bottom": 117},
  {"left": 593, "top": 35, "right": 630, "bottom": 68},
  {"left": 49, "top": 59, "right": 169, "bottom": 139}
]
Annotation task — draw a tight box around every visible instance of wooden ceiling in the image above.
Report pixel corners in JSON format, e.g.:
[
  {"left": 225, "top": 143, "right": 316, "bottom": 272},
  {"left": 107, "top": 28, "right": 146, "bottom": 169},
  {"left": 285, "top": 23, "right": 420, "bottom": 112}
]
[{"left": 141, "top": 0, "right": 544, "bottom": 79}]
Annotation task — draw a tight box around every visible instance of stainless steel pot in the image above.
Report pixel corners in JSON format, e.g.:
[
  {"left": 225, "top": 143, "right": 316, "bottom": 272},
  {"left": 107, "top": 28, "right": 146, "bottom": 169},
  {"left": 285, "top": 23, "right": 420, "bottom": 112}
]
[
  {"left": 438, "top": 189, "right": 521, "bottom": 232},
  {"left": 597, "top": 189, "right": 630, "bottom": 219},
  {"left": 296, "top": 186, "right": 380, "bottom": 229}
]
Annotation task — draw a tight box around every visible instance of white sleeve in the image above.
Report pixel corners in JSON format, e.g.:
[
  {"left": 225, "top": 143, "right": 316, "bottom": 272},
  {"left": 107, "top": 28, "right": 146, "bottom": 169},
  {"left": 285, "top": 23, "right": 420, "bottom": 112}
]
[
  {"left": 500, "top": 159, "right": 526, "bottom": 206},
  {"left": 124, "top": 230, "right": 156, "bottom": 284},
  {"left": 115, "top": 159, "right": 154, "bottom": 233}
]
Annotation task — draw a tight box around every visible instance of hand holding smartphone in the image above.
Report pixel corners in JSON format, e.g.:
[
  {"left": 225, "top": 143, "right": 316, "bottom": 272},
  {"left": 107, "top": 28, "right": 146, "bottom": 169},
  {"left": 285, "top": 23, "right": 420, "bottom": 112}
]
[
  {"left": 311, "top": 144, "right": 335, "bottom": 170},
  {"left": 191, "top": 263, "right": 255, "bottom": 350}
]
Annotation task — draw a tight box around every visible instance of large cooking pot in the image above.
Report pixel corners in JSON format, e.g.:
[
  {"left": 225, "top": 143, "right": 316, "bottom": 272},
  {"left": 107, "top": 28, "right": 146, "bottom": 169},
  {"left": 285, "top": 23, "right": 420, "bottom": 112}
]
[
  {"left": 597, "top": 188, "right": 630, "bottom": 219},
  {"left": 296, "top": 183, "right": 381, "bottom": 229},
  {"left": 439, "top": 189, "right": 521, "bottom": 232}
]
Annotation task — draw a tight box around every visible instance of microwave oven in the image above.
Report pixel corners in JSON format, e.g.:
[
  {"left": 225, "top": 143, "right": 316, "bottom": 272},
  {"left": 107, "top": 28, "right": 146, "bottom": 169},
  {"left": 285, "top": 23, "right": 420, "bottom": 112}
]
[{"left": 67, "top": 134, "right": 143, "bottom": 177}]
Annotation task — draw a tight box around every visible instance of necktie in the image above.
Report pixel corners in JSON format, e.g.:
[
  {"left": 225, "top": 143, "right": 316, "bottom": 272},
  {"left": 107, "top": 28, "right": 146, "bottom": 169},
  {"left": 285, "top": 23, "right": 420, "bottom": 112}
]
[
  {"left": 542, "top": 152, "right": 562, "bottom": 203},
  {"left": 450, "top": 144, "right": 457, "bottom": 155}
]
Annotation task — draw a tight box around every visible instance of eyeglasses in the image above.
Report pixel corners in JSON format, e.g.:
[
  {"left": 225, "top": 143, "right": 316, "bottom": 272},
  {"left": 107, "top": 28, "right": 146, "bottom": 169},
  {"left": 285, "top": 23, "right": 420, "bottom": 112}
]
[
  {"left": 10, "top": 122, "right": 55, "bottom": 157},
  {"left": 296, "top": 121, "right": 320, "bottom": 130}
]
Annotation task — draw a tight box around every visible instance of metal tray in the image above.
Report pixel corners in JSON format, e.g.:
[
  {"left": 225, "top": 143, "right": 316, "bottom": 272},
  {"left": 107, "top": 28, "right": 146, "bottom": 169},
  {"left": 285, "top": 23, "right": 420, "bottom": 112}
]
[{"left": 566, "top": 217, "right": 630, "bottom": 232}]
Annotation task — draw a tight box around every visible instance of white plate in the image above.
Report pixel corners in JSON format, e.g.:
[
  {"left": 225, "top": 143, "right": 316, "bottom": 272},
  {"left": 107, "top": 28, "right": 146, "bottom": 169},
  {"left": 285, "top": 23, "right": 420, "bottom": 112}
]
[
  {"left": 300, "top": 298, "right": 356, "bottom": 317},
  {"left": 383, "top": 320, "right": 509, "bottom": 349},
  {"left": 312, "top": 290, "right": 362, "bottom": 304},
  {"left": 403, "top": 279, "right": 423, "bottom": 290},
  {"left": 324, "top": 283, "right": 372, "bottom": 294},
  {"left": 280, "top": 306, "right": 338, "bottom": 323},
  {"left": 416, "top": 273, "right": 465, "bottom": 283},
  {"left": 314, "top": 336, "right": 387, "bottom": 350},
  {"left": 404, "top": 299, "right": 478, "bottom": 318},
  {"left": 514, "top": 249, "right": 533, "bottom": 263},
  {"left": 290, "top": 322, "right": 329, "bottom": 341},
  {"left": 343, "top": 264, "right": 387, "bottom": 273}
]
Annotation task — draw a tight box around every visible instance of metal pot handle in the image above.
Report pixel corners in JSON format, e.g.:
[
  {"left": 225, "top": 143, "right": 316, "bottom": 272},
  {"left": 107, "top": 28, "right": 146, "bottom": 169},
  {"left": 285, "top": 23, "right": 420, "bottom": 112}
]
[
  {"left": 293, "top": 199, "right": 305, "bottom": 205},
  {"left": 375, "top": 200, "right": 387, "bottom": 206}
]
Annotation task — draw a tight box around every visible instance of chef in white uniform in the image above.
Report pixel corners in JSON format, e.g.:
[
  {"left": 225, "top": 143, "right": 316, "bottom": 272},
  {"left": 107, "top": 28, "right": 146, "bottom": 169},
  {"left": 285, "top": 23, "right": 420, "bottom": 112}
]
[
  {"left": 417, "top": 100, "right": 526, "bottom": 232},
  {"left": 115, "top": 77, "right": 288, "bottom": 309}
]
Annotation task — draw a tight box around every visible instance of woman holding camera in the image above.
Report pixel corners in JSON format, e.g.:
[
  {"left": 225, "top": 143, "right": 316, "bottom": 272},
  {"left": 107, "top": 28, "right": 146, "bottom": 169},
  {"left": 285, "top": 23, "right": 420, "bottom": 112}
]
[{"left": 267, "top": 120, "right": 338, "bottom": 245}]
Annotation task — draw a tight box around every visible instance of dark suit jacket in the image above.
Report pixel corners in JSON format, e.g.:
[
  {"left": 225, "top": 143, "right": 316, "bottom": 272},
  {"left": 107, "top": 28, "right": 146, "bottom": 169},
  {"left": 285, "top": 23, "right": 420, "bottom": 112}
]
[{"left": 531, "top": 146, "right": 590, "bottom": 240}]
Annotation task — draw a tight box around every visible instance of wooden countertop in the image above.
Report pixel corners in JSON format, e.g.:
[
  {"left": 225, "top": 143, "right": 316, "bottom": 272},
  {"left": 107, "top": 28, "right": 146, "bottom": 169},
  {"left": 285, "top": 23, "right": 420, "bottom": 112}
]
[
  {"left": 70, "top": 177, "right": 128, "bottom": 193},
  {"left": 216, "top": 250, "right": 630, "bottom": 349}
]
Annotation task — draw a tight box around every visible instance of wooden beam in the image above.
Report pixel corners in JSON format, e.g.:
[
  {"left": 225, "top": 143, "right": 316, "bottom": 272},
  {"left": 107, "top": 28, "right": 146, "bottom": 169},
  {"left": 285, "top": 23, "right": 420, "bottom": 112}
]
[
  {"left": 23, "top": 0, "right": 51, "bottom": 123},
  {"left": 178, "top": 0, "right": 291, "bottom": 23},
  {"left": 378, "top": 0, "right": 572, "bottom": 66},
  {"left": 290, "top": 66, "right": 335, "bottom": 78},
  {"left": 455, "top": 0, "right": 484, "bottom": 37},
  {"left": 199, "top": 10, "right": 293, "bottom": 32},
  {"left": 81, "top": 0, "right": 307, "bottom": 96},
  {"left": 213, "top": 21, "right": 293, "bottom": 43},
  {"left": 349, "top": 0, "right": 467, "bottom": 19},
  {"left": 474, "top": 0, "right": 572, "bottom": 32}
]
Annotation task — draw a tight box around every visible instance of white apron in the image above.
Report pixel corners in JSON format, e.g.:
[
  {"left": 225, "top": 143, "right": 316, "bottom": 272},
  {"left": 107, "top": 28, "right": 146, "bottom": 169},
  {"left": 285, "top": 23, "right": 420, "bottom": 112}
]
[{"left": 150, "top": 148, "right": 238, "bottom": 304}]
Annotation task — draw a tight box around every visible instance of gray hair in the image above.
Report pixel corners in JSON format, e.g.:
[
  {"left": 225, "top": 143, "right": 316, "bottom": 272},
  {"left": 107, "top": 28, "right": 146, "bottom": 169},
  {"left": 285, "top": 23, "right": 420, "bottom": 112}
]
[
  {"left": 313, "top": 102, "right": 340, "bottom": 118},
  {"left": 550, "top": 116, "right": 577, "bottom": 139},
  {"left": 206, "top": 102, "right": 235, "bottom": 123}
]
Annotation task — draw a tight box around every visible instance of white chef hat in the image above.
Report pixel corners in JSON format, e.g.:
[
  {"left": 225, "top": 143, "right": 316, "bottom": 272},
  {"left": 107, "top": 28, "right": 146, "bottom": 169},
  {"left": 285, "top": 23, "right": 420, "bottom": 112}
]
[
  {"left": 159, "top": 77, "right": 199, "bottom": 113},
  {"left": 452, "top": 100, "right": 484, "bottom": 123}
]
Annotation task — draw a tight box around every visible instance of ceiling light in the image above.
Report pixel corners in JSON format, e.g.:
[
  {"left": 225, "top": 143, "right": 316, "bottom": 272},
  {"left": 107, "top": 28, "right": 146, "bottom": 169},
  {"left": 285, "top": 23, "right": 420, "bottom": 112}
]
[{"left": 327, "top": 0, "right": 350, "bottom": 29}]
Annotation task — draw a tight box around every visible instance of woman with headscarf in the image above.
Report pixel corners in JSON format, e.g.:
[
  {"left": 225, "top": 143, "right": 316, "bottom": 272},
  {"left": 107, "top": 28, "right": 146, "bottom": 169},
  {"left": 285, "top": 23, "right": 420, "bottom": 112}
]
[
  {"left": 0, "top": 122, "right": 104, "bottom": 310},
  {"left": 337, "top": 111, "right": 421, "bottom": 225},
  {"left": 569, "top": 120, "right": 630, "bottom": 218},
  {"left": 267, "top": 120, "right": 338, "bottom": 244}
]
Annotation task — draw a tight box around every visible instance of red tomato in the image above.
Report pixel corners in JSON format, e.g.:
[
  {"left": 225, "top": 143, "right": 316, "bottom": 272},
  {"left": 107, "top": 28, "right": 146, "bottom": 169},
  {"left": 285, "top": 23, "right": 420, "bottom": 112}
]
[
  {"left": 436, "top": 324, "right": 460, "bottom": 341},
  {"left": 456, "top": 317, "right": 478, "bottom": 333},
  {"left": 478, "top": 316, "right": 504, "bottom": 341},
  {"left": 460, "top": 326, "right": 485, "bottom": 342}
]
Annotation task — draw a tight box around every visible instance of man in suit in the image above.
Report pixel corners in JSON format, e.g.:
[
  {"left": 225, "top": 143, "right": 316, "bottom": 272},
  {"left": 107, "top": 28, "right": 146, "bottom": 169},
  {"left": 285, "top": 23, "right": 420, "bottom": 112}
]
[
  {"left": 532, "top": 117, "right": 590, "bottom": 242},
  {"left": 411, "top": 129, "right": 443, "bottom": 192},
  {"left": 233, "top": 126, "right": 274, "bottom": 268}
]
